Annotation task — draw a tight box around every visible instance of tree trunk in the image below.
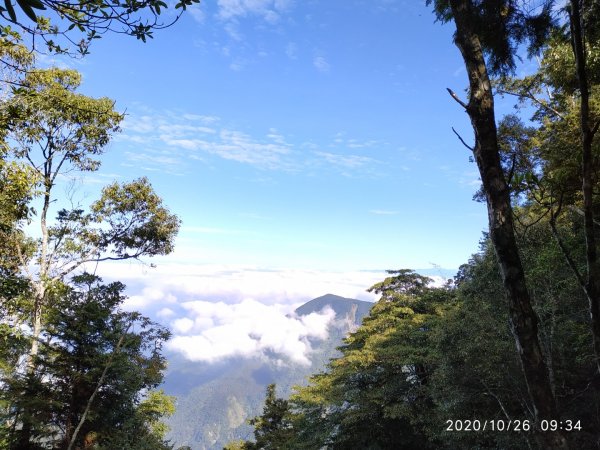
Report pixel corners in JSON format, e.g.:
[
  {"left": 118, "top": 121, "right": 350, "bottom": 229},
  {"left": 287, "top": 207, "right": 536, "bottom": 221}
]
[
  {"left": 27, "top": 286, "right": 44, "bottom": 371},
  {"left": 448, "top": 0, "right": 568, "bottom": 447},
  {"left": 569, "top": 0, "right": 600, "bottom": 375},
  {"left": 27, "top": 177, "right": 51, "bottom": 369}
]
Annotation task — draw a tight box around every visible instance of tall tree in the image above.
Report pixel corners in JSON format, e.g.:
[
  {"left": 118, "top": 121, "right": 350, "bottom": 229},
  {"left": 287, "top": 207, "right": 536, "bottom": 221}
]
[
  {"left": 224, "top": 384, "right": 295, "bottom": 450},
  {"left": 429, "top": 1, "right": 567, "bottom": 447},
  {"left": 564, "top": 0, "right": 600, "bottom": 373},
  {"left": 2, "top": 67, "right": 180, "bottom": 365},
  {"left": 236, "top": 238, "right": 599, "bottom": 448},
  {"left": 492, "top": 1, "right": 600, "bottom": 374},
  {"left": 1, "top": 274, "right": 174, "bottom": 449},
  {"left": 286, "top": 271, "right": 447, "bottom": 450},
  {"left": 249, "top": 384, "right": 295, "bottom": 450}
]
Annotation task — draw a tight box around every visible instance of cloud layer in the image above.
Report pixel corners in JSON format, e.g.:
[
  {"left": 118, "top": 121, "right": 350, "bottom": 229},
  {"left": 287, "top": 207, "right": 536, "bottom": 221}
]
[
  {"left": 103, "top": 263, "right": 381, "bottom": 309},
  {"left": 96, "top": 262, "right": 383, "bottom": 365},
  {"left": 167, "top": 299, "right": 335, "bottom": 365}
]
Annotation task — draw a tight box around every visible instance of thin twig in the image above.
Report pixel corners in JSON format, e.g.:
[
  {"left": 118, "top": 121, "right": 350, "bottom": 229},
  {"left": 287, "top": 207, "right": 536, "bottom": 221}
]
[
  {"left": 481, "top": 380, "right": 533, "bottom": 449},
  {"left": 451, "top": 127, "right": 474, "bottom": 151},
  {"left": 496, "top": 88, "right": 565, "bottom": 120}
]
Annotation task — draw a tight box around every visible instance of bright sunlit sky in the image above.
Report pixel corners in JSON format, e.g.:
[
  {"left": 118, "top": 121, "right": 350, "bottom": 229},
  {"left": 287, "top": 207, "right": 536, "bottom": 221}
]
[
  {"left": 67, "top": 0, "right": 491, "bottom": 270},
  {"left": 42, "top": 0, "right": 508, "bottom": 362}
]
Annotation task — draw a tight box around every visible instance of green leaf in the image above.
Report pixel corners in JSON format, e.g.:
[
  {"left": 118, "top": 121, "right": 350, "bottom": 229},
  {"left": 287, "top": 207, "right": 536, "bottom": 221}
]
[
  {"left": 15, "top": 0, "right": 37, "bottom": 21},
  {"left": 4, "top": 0, "right": 16, "bottom": 22},
  {"left": 25, "top": 0, "right": 45, "bottom": 10}
]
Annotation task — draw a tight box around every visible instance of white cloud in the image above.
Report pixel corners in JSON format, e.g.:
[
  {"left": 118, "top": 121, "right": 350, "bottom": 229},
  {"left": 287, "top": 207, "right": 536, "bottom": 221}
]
[
  {"left": 313, "top": 56, "right": 330, "bottom": 73},
  {"left": 224, "top": 22, "right": 243, "bottom": 41},
  {"left": 166, "top": 298, "right": 336, "bottom": 365},
  {"left": 429, "top": 275, "right": 448, "bottom": 288},
  {"left": 157, "top": 307, "right": 176, "bottom": 318},
  {"left": 118, "top": 107, "right": 385, "bottom": 176},
  {"left": 122, "top": 285, "right": 177, "bottom": 310},
  {"left": 158, "top": 138, "right": 198, "bottom": 150},
  {"left": 267, "top": 128, "right": 288, "bottom": 145},
  {"left": 347, "top": 139, "right": 379, "bottom": 149},
  {"left": 103, "top": 263, "right": 381, "bottom": 308},
  {"left": 172, "top": 317, "right": 195, "bottom": 334},
  {"left": 285, "top": 42, "right": 297, "bottom": 60},
  {"left": 161, "top": 128, "right": 294, "bottom": 169},
  {"left": 315, "top": 151, "right": 375, "bottom": 169},
  {"left": 157, "top": 123, "right": 216, "bottom": 136},
  {"left": 88, "top": 261, "right": 454, "bottom": 365},
  {"left": 217, "top": 0, "right": 292, "bottom": 22},
  {"left": 459, "top": 170, "right": 481, "bottom": 187},
  {"left": 122, "top": 114, "right": 158, "bottom": 134},
  {"left": 181, "top": 114, "right": 219, "bottom": 123},
  {"left": 120, "top": 110, "right": 296, "bottom": 171},
  {"left": 263, "top": 9, "right": 280, "bottom": 23},
  {"left": 329, "top": 134, "right": 383, "bottom": 150},
  {"left": 229, "top": 59, "right": 246, "bottom": 71},
  {"left": 189, "top": 5, "right": 206, "bottom": 23}
]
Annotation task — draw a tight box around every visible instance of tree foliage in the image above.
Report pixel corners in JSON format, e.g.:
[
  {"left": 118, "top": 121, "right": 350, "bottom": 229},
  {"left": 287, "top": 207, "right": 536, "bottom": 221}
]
[
  {"left": 6, "top": 67, "right": 122, "bottom": 173},
  {"left": 428, "top": 0, "right": 555, "bottom": 74},
  {"left": 0, "top": 275, "right": 174, "bottom": 449},
  {"left": 0, "top": 0, "right": 200, "bottom": 55},
  {"left": 0, "top": 66, "right": 179, "bottom": 369},
  {"left": 290, "top": 272, "right": 448, "bottom": 450},
  {"left": 0, "top": 64, "right": 179, "bottom": 448},
  {"left": 235, "top": 228, "right": 600, "bottom": 448}
]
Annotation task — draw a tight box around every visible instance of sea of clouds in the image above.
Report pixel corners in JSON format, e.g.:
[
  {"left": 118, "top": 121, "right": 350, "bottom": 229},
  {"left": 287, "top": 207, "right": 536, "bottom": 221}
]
[{"left": 98, "top": 262, "right": 384, "bottom": 365}]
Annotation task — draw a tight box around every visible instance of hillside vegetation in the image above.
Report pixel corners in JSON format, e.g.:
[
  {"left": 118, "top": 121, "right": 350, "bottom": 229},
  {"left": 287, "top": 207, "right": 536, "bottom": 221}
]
[{"left": 165, "top": 295, "right": 373, "bottom": 450}]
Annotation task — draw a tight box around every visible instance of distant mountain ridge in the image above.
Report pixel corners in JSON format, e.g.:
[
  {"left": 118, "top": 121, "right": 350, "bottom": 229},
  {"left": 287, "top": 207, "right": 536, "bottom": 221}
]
[
  {"left": 165, "top": 294, "right": 373, "bottom": 450},
  {"left": 294, "top": 293, "right": 373, "bottom": 318}
]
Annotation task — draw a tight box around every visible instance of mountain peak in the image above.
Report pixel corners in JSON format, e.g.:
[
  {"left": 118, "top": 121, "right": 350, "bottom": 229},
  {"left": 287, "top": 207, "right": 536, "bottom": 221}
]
[{"left": 294, "top": 294, "right": 373, "bottom": 320}]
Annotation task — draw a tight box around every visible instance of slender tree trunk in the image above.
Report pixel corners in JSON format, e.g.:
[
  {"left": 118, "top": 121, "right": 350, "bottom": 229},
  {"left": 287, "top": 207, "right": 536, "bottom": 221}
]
[
  {"left": 67, "top": 326, "right": 129, "bottom": 450},
  {"left": 28, "top": 285, "right": 44, "bottom": 370},
  {"left": 448, "top": 0, "right": 568, "bottom": 447},
  {"left": 19, "top": 184, "right": 51, "bottom": 448},
  {"left": 569, "top": 0, "right": 600, "bottom": 375},
  {"left": 27, "top": 181, "right": 50, "bottom": 370}
]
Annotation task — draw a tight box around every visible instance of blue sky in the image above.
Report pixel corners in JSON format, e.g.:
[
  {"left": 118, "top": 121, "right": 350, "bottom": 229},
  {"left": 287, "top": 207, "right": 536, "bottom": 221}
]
[
  {"left": 66, "top": 0, "right": 487, "bottom": 272},
  {"left": 45, "top": 0, "right": 495, "bottom": 362}
]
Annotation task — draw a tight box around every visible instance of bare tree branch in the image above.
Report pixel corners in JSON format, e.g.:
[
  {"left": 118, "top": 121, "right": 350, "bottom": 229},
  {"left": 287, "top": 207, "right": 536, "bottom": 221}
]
[
  {"left": 446, "top": 87, "right": 468, "bottom": 110},
  {"left": 451, "top": 126, "right": 474, "bottom": 151},
  {"left": 496, "top": 88, "right": 565, "bottom": 120}
]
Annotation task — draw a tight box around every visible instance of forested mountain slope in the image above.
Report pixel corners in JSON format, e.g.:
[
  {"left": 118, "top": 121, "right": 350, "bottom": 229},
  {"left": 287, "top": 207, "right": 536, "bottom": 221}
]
[{"left": 164, "top": 295, "right": 373, "bottom": 450}]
